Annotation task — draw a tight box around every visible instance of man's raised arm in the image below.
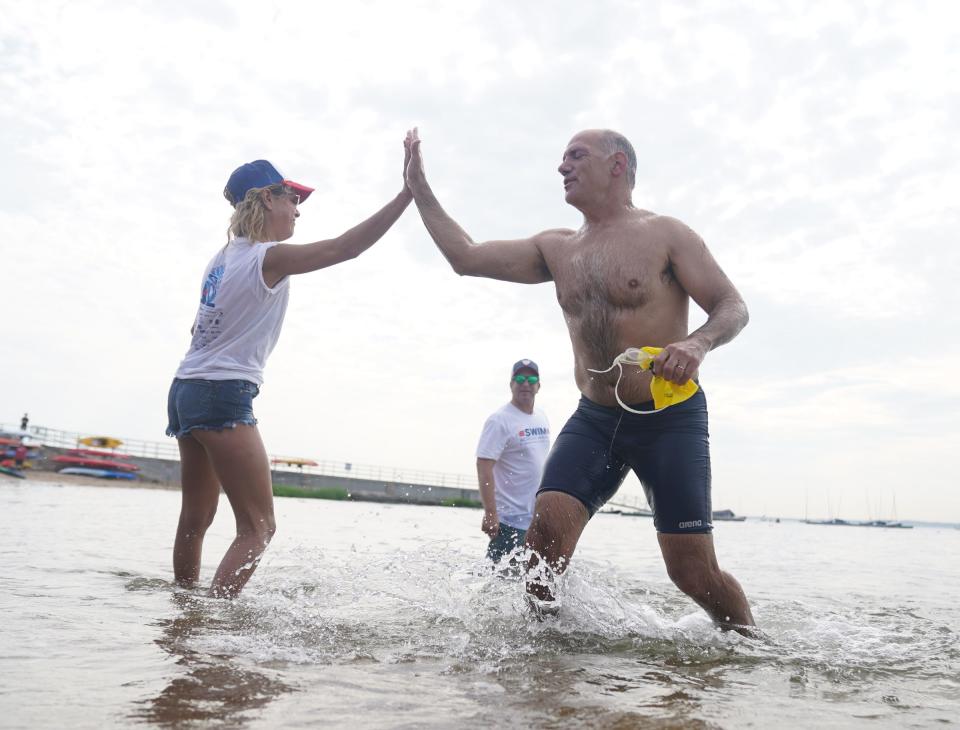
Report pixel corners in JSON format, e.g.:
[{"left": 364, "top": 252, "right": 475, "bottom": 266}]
[{"left": 404, "top": 128, "right": 559, "bottom": 284}]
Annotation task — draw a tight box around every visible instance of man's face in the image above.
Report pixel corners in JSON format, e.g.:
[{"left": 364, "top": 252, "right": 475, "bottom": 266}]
[
  {"left": 510, "top": 368, "right": 540, "bottom": 408},
  {"left": 557, "top": 131, "right": 608, "bottom": 206}
]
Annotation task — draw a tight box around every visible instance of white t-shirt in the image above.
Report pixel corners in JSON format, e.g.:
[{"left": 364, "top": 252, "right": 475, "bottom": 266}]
[
  {"left": 476, "top": 402, "right": 551, "bottom": 530},
  {"left": 174, "top": 237, "right": 289, "bottom": 385}
]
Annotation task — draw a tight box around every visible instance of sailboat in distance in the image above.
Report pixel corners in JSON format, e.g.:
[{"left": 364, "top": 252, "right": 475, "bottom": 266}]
[
  {"left": 861, "top": 492, "right": 913, "bottom": 529},
  {"left": 804, "top": 492, "right": 851, "bottom": 525}
]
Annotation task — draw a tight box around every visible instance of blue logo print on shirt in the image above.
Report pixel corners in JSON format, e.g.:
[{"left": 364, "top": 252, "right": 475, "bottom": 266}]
[{"left": 200, "top": 265, "right": 225, "bottom": 307}]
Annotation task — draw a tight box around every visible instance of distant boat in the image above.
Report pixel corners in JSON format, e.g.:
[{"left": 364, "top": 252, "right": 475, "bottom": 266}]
[
  {"left": 713, "top": 509, "right": 746, "bottom": 522},
  {"left": 77, "top": 436, "right": 124, "bottom": 449},
  {"left": 67, "top": 448, "right": 135, "bottom": 460},
  {"left": 53, "top": 455, "right": 139, "bottom": 472},
  {"left": 613, "top": 508, "right": 747, "bottom": 521},
  {"left": 804, "top": 518, "right": 852, "bottom": 526},
  {"left": 59, "top": 467, "right": 137, "bottom": 480},
  {"left": 860, "top": 519, "right": 913, "bottom": 529},
  {"left": 2, "top": 447, "right": 41, "bottom": 459},
  {"left": 617, "top": 508, "right": 654, "bottom": 518},
  {"left": 870, "top": 493, "right": 912, "bottom": 528},
  {"left": 805, "top": 517, "right": 912, "bottom": 529}
]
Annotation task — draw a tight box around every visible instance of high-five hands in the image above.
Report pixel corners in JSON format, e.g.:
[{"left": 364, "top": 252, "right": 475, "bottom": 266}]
[{"left": 404, "top": 127, "right": 425, "bottom": 194}]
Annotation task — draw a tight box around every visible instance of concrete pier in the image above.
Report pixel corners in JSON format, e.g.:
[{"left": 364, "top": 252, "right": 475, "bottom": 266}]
[{"left": 32, "top": 446, "right": 482, "bottom": 507}]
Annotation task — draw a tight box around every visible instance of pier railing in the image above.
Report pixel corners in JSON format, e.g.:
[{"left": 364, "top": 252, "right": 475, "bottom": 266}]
[{"left": 2, "top": 422, "right": 476, "bottom": 490}]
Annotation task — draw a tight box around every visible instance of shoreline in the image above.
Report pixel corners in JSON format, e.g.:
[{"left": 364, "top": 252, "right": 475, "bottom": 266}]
[
  {"left": 8, "top": 470, "right": 179, "bottom": 491},
  {"left": 6, "top": 471, "right": 956, "bottom": 527},
  {"left": 7, "top": 470, "right": 483, "bottom": 508}
]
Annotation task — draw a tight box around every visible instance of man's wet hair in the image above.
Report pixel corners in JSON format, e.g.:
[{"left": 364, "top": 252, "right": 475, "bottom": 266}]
[{"left": 600, "top": 131, "right": 637, "bottom": 190}]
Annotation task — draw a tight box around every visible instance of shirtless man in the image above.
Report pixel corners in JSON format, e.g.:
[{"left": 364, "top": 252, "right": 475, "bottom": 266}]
[{"left": 404, "top": 128, "right": 754, "bottom": 631}]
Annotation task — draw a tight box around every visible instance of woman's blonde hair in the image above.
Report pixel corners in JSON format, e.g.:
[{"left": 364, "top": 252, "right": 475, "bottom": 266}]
[{"left": 227, "top": 184, "right": 291, "bottom": 243}]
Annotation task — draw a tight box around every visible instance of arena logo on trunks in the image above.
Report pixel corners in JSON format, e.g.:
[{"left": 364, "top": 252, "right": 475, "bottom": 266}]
[
  {"left": 679, "top": 520, "right": 703, "bottom": 529},
  {"left": 517, "top": 427, "right": 549, "bottom": 439}
]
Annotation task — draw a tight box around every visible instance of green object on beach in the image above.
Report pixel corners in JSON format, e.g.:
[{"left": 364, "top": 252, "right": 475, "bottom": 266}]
[
  {"left": 440, "top": 497, "right": 482, "bottom": 509},
  {"left": 272, "top": 484, "right": 349, "bottom": 500}
]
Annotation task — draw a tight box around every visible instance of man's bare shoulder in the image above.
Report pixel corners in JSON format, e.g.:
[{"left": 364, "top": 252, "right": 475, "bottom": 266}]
[
  {"left": 531, "top": 227, "right": 577, "bottom": 249},
  {"left": 645, "top": 213, "right": 705, "bottom": 249}
]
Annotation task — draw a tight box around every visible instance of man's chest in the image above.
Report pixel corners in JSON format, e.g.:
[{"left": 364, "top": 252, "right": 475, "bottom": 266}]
[{"left": 548, "top": 237, "right": 675, "bottom": 315}]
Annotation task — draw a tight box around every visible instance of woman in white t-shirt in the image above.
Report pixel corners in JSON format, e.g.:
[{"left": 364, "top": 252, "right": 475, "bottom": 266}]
[{"left": 167, "top": 138, "right": 413, "bottom": 598}]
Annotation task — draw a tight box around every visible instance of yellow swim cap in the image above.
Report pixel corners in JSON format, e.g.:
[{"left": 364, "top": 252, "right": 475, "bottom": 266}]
[
  {"left": 628, "top": 347, "right": 700, "bottom": 410},
  {"left": 588, "top": 346, "right": 700, "bottom": 414}
]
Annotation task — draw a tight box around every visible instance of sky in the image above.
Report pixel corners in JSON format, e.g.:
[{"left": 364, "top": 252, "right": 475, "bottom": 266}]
[{"left": 2, "top": 0, "right": 958, "bottom": 523}]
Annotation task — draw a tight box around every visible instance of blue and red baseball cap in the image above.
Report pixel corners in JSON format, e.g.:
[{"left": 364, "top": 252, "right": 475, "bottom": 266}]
[
  {"left": 511, "top": 359, "right": 539, "bottom": 376},
  {"left": 223, "top": 160, "right": 315, "bottom": 207}
]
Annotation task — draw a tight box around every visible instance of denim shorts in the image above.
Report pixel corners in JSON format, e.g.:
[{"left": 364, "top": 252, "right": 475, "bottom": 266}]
[{"left": 165, "top": 378, "right": 260, "bottom": 438}]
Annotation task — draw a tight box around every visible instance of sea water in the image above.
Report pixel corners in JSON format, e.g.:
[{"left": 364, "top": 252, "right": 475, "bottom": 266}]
[{"left": 1, "top": 481, "right": 957, "bottom": 728}]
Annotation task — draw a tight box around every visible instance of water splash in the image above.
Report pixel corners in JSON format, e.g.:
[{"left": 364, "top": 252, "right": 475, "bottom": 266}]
[
  {"left": 166, "top": 541, "right": 747, "bottom": 670},
  {"left": 129, "top": 539, "right": 959, "bottom": 718}
]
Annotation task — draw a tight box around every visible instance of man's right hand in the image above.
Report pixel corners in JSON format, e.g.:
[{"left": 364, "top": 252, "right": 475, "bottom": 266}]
[{"left": 482, "top": 511, "right": 500, "bottom": 538}]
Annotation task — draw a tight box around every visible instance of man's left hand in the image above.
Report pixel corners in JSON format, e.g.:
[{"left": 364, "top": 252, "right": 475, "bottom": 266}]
[{"left": 652, "top": 340, "right": 706, "bottom": 385}]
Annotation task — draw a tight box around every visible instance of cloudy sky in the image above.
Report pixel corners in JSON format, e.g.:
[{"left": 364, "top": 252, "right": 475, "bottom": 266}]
[{"left": 2, "top": 1, "right": 958, "bottom": 523}]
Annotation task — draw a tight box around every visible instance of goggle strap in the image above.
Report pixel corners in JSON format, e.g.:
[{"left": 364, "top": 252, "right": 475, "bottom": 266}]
[{"left": 586, "top": 353, "right": 665, "bottom": 415}]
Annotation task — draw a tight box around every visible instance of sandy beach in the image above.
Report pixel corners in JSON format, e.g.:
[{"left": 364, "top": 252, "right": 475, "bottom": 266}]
[{"left": 8, "top": 470, "right": 178, "bottom": 491}]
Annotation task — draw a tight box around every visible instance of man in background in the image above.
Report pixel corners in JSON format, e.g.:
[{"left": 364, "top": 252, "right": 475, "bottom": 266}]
[{"left": 476, "top": 359, "right": 550, "bottom": 564}]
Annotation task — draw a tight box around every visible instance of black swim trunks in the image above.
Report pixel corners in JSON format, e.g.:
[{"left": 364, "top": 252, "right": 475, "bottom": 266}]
[{"left": 538, "top": 388, "right": 712, "bottom": 533}]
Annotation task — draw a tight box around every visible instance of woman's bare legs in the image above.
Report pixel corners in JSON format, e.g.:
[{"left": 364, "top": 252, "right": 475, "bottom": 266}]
[
  {"left": 174, "top": 424, "right": 276, "bottom": 598},
  {"left": 173, "top": 434, "right": 221, "bottom": 587}
]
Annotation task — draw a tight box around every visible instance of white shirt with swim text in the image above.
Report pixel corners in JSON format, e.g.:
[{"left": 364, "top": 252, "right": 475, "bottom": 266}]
[{"left": 476, "top": 403, "right": 551, "bottom": 530}]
